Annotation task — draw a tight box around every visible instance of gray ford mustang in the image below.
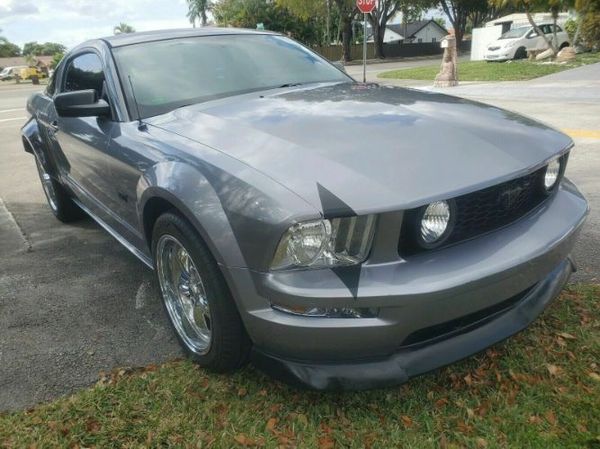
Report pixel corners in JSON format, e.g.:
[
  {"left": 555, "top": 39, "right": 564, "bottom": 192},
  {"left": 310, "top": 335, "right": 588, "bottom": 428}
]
[{"left": 22, "top": 28, "right": 588, "bottom": 390}]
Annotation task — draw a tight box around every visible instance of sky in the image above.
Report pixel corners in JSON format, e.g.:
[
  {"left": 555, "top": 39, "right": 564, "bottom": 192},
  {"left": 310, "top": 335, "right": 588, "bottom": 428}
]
[{"left": 0, "top": 0, "right": 193, "bottom": 49}]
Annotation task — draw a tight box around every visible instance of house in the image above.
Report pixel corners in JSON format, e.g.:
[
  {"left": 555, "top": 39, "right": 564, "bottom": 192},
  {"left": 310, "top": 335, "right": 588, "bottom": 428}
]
[
  {"left": 368, "top": 20, "right": 448, "bottom": 44},
  {"left": 0, "top": 55, "right": 53, "bottom": 71}
]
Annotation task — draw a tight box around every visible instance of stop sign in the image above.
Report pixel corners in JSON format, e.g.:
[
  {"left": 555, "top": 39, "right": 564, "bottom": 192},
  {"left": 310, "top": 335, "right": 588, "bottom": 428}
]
[{"left": 356, "top": 0, "right": 376, "bottom": 13}]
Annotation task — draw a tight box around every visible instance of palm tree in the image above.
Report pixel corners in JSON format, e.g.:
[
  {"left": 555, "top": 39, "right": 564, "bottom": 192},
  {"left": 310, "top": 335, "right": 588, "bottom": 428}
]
[
  {"left": 187, "top": 0, "right": 211, "bottom": 27},
  {"left": 113, "top": 23, "right": 136, "bottom": 35}
]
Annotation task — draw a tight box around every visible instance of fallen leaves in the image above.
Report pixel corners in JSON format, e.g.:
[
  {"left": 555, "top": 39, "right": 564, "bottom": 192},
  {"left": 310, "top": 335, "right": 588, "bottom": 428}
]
[
  {"left": 544, "top": 410, "right": 558, "bottom": 426},
  {"left": 588, "top": 372, "right": 600, "bottom": 382},
  {"left": 234, "top": 433, "right": 264, "bottom": 447},
  {"left": 400, "top": 415, "right": 414, "bottom": 428},
  {"left": 317, "top": 436, "right": 335, "bottom": 449},
  {"left": 546, "top": 364, "right": 562, "bottom": 377}
]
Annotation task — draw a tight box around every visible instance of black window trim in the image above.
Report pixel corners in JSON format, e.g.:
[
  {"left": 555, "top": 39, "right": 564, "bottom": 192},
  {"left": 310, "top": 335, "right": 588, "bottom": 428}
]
[{"left": 57, "top": 47, "right": 118, "bottom": 120}]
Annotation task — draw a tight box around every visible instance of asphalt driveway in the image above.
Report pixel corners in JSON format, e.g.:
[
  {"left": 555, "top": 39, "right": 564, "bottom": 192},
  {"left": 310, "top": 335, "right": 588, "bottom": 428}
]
[{"left": 0, "top": 65, "right": 598, "bottom": 411}]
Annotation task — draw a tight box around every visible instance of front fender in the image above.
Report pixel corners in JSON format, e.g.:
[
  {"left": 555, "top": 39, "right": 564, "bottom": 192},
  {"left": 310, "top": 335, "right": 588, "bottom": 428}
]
[
  {"left": 21, "top": 117, "right": 43, "bottom": 158},
  {"left": 138, "top": 159, "right": 319, "bottom": 271},
  {"left": 138, "top": 161, "right": 245, "bottom": 267}
]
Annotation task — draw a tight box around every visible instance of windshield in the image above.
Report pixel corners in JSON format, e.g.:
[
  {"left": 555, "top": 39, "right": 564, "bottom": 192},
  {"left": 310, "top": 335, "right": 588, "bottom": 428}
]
[
  {"left": 0, "top": 68, "right": 8, "bottom": 75},
  {"left": 499, "top": 27, "right": 530, "bottom": 39},
  {"left": 113, "top": 34, "right": 351, "bottom": 119}
]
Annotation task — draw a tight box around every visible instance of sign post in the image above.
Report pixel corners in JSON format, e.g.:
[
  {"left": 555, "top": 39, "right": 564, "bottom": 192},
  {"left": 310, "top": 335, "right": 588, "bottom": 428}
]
[{"left": 356, "top": 0, "right": 376, "bottom": 83}]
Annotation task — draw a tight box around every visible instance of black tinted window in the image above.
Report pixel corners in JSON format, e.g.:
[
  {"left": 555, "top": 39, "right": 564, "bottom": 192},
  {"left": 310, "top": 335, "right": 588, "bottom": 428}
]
[{"left": 64, "top": 53, "right": 104, "bottom": 95}]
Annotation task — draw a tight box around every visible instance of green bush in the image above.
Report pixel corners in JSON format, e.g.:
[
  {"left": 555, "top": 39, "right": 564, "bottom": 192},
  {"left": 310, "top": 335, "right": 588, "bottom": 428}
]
[
  {"left": 564, "top": 18, "right": 577, "bottom": 41},
  {"left": 581, "top": 13, "right": 600, "bottom": 49}
]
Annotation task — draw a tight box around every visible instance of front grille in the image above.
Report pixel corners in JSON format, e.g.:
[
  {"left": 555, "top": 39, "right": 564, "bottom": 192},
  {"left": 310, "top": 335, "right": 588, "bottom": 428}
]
[
  {"left": 450, "top": 168, "right": 546, "bottom": 242},
  {"left": 399, "top": 154, "right": 568, "bottom": 255}
]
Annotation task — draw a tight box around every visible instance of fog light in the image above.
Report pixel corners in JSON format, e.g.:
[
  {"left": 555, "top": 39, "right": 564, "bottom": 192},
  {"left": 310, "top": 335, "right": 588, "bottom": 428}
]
[
  {"left": 271, "top": 303, "right": 378, "bottom": 318},
  {"left": 544, "top": 157, "right": 561, "bottom": 190},
  {"left": 420, "top": 201, "right": 452, "bottom": 245}
]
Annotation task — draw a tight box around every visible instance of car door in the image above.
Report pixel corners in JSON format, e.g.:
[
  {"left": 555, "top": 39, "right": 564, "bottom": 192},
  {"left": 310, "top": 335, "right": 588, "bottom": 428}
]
[
  {"left": 525, "top": 28, "right": 542, "bottom": 51},
  {"left": 47, "top": 51, "right": 117, "bottom": 209}
]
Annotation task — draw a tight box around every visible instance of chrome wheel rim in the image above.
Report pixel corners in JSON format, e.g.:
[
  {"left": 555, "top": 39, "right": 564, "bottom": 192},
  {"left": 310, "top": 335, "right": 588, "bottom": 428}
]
[
  {"left": 156, "top": 235, "right": 212, "bottom": 354},
  {"left": 35, "top": 157, "right": 58, "bottom": 212}
]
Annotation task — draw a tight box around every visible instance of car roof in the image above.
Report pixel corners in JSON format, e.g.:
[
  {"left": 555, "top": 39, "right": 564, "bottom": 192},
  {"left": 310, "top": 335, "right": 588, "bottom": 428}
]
[{"left": 97, "top": 27, "right": 279, "bottom": 48}]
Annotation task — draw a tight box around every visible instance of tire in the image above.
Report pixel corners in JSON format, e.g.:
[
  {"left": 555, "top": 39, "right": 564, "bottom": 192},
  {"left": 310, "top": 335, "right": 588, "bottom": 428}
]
[
  {"left": 560, "top": 42, "right": 569, "bottom": 49},
  {"left": 151, "top": 212, "right": 250, "bottom": 372},
  {"left": 514, "top": 47, "right": 527, "bottom": 60},
  {"left": 34, "top": 154, "right": 84, "bottom": 223}
]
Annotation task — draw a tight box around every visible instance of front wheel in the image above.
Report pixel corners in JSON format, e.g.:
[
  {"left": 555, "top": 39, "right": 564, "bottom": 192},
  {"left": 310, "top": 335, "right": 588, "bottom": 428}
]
[
  {"left": 34, "top": 155, "right": 84, "bottom": 222},
  {"left": 514, "top": 47, "right": 527, "bottom": 60},
  {"left": 152, "top": 212, "right": 250, "bottom": 372}
]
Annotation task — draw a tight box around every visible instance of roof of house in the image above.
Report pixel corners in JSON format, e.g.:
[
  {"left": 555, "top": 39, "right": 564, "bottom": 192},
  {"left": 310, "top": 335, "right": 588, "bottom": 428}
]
[
  {"left": 0, "top": 55, "right": 53, "bottom": 68},
  {"left": 367, "top": 19, "right": 447, "bottom": 40},
  {"left": 388, "top": 20, "right": 447, "bottom": 38}
]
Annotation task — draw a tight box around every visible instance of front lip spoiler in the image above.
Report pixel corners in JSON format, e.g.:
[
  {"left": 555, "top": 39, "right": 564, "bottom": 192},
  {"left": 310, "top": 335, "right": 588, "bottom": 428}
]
[{"left": 251, "top": 258, "right": 574, "bottom": 391}]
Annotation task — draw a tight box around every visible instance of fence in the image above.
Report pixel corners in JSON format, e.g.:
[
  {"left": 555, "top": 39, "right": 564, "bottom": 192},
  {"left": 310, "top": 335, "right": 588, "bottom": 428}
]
[{"left": 312, "top": 41, "right": 472, "bottom": 61}]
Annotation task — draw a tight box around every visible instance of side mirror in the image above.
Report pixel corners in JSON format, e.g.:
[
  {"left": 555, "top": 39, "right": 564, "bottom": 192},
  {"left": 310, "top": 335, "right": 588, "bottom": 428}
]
[
  {"left": 54, "top": 89, "right": 111, "bottom": 118},
  {"left": 333, "top": 61, "right": 347, "bottom": 73}
]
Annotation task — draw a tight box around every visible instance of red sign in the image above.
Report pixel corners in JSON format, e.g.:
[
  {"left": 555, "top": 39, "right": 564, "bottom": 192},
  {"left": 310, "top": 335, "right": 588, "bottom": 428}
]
[{"left": 356, "top": 0, "right": 376, "bottom": 14}]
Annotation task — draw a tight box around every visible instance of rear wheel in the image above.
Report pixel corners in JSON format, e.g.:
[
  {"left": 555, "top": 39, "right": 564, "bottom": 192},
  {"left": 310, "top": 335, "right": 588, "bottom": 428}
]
[
  {"left": 152, "top": 212, "right": 250, "bottom": 372},
  {"left": 34, "top": 155, "right": 84, "bottom": 222}
]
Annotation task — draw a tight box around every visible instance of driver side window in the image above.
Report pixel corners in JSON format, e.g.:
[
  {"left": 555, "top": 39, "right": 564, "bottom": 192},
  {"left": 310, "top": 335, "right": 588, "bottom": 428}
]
[{"left": 63, "top": 53, "right": 105, "bottom": 98}]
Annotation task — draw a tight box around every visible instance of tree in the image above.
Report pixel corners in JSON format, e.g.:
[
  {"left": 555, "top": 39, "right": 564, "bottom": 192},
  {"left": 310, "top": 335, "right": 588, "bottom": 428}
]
[
  {"left": 277, "top": 0, "right": 333, "bottom": 44},
  {"left": 575, "top": 0, "right": 600, "bottom": 48},
  {"left": 438, "top": 0, "right": 488, "bottom": 46},
  {"left": 51, "top": 52, "right": 64, "bottom": 69},
  {"left": 187, "top": 0, "right": 212, "bottom": 26},
  {"left": 333, "top": 0, "right": 357, "bottom": 61},
  {"left": 213, "top": 0, "right": 320, "bottom": 45},
  {"left": 0, "top": 30, "right": 20, "bottom": 57},
  {"left": 398, "top": 0, "right": 435, "bottom": 46},
  {"left": 41, "top": 42, "right": 66, "bottom": 55},
  {"left": 114, "top": 23, "right": 136, "bottom": 34},
  {"left": 367, "top": 1, "right": 402, "bottom": 59},
  {"left": 22, "top": 42, "right": 43, "bottom": 56},
  {"left": 22, "top": 41, "right": 66, "bottom": 56}
]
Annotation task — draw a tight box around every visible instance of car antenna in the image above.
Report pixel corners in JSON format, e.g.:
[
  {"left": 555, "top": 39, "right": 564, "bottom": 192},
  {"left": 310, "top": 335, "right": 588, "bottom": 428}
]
[{"left": 128, "top": 75, "right": 147, "bottom": 131}]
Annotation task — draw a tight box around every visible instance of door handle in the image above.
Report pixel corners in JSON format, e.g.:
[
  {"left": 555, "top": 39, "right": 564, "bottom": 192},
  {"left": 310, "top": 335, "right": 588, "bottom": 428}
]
[{"left": 48, "top": 120, "right": 59, "bottom": 135}]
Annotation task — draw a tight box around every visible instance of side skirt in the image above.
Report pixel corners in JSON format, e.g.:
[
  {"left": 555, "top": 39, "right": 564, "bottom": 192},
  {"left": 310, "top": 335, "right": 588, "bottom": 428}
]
[{"left": 72, "top": 198, "right": 154, "bottom": 270}]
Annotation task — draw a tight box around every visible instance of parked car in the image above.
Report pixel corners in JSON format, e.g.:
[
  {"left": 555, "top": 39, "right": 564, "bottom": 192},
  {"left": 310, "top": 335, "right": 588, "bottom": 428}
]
[
  {"left": 22, "top": 28, "right": 587, "bottom": 390},
  {"left": 484, "top": 24, "right": 570, "bottom": 61},
  {"left": 0, "top": 65, "right": 28, "bottom": 81}
]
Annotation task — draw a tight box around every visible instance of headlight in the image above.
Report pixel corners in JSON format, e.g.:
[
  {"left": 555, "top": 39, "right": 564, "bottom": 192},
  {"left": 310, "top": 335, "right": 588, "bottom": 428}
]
[
  {"left": 419, "top": 200, "right": 454, "bottom": 247},
  {"left": 544, "top": 157, "right": 561, "bottom": 190},
  {"left": 271, "top": 215, "right": 377, "bottom": 270}
]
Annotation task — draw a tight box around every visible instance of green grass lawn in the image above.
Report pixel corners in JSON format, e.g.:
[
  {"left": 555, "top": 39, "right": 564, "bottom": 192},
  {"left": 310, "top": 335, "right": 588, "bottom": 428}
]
[
  {"left": 379, "top": 52, "right": 600, "bottom": 82},
  {"left": 1, "top": 285, "right": 599, "bottom": 449}
]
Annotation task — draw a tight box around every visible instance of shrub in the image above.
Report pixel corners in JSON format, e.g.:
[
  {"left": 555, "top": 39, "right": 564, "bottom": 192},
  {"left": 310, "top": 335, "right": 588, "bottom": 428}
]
[
  {"left": 580, "top": 13, "right": 600, "bottom": 49},
  {"left": 564, "top": 18, "right": 577, "bottom": 41}
]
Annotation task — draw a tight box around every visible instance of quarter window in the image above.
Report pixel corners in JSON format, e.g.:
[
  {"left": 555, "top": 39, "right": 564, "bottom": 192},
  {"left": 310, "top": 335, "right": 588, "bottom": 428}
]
[{"left": 63, "top": 53, "right": 105, "bottom": 97}]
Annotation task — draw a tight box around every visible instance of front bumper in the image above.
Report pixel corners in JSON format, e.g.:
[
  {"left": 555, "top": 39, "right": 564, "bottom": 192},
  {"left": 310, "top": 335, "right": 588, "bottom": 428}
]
[
  {"left": 251, "top": 258, "right": 573, "bottom": 390},
  {"left": 484, "top": 49, "right": 512, "bottom": 61},
  {"left": 223, "top": 179, "right": 588, "bottom": 389}
]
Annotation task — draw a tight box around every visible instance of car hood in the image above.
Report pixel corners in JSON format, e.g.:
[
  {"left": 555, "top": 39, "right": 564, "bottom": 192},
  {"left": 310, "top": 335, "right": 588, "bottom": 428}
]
[{"left": 147, "top": 82, "right": 572, "bottom": 215}]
